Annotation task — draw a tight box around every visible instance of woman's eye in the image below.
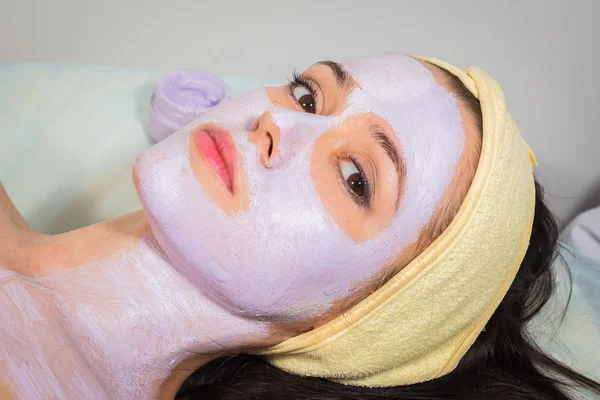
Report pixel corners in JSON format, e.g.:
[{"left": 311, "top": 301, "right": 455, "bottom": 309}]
[
  {"left": 292, "top": 85, "right": 316, "bottom": 114},
  {"left": 340, "top": 160, "right": 365, "bottom": 197}
]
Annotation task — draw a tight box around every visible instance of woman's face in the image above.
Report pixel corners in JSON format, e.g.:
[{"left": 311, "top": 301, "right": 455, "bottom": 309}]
[{"left": 134, "top": 54, "right": 466, "bottom": 321}]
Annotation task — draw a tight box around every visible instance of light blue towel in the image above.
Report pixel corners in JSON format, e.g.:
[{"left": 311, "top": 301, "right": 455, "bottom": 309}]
[{"left": 528, "top": 245, "right": 600, "bottom": 390}]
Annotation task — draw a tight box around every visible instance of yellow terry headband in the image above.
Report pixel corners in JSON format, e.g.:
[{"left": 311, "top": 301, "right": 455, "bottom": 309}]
[{"left": 256, "top": 57, "right": 538, "bottom": 387}]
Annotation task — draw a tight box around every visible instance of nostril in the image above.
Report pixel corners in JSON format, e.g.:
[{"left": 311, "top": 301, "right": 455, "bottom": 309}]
[{"left": 267, "top": 132, "right": 274, "bottom": 157}]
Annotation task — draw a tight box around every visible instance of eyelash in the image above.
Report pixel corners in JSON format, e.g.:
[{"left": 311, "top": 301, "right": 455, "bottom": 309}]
[
  {"left": 288, "top": 70, "right": 372, "bottom": 209},
  {"left": 340, "top": 154, "right": 372, "bottom": 209},
  {"left": 287, "top": 71, "right": 319, "bottom": 112}
]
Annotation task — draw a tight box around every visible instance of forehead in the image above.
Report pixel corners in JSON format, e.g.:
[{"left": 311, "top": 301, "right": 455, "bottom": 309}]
[
  {"left": 329, "top": 55, "right": 450, "bottom": 139},
  {"left": 341, "top": 54, "right": 439, "bottom": 94}
]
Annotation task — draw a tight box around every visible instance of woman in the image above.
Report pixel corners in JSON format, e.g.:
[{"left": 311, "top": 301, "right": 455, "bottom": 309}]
[{"left": 0, "top": 54, "right": 598, "bottom": 400}]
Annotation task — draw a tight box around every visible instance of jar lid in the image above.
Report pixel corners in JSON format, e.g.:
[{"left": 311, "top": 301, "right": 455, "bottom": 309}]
[{"left": 148, "top": 70, "right": 230, "bottom": 143}]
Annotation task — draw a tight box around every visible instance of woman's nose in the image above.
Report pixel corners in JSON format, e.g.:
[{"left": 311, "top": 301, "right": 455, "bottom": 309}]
[{"left": 248, "top": 111, "right": 281, "bottom": 168}]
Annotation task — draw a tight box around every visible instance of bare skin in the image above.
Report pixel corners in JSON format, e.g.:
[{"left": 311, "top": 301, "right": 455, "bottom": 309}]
[{"left": 0, "top": 61, "right": 480, "bottom": 399}]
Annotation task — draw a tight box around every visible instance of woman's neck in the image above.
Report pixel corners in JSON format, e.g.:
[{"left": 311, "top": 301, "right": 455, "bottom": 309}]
[{"left": 1, "top": 211, "right": 280, "bottom": 399}]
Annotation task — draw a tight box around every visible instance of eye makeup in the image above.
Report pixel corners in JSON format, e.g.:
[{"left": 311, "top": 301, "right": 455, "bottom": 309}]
[
  {"left": 336, "top": 153, "right": 373, "bottom": 208},
  {"left": 287, "top": 71, "right": 321, "bottom": 114}
]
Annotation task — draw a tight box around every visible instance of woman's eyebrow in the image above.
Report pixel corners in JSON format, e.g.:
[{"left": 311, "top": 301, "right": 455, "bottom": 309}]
[
  {"left": 314, "top": 61, "right": 352, "bottom": 90},
  {"left": 367, "top": 121, "right": 404, "bottom": 208}
]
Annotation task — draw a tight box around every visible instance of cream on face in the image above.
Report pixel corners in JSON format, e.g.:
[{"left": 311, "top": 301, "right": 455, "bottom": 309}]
[{"left": 135, "top": 54, "right": 465, "bottom": 321}]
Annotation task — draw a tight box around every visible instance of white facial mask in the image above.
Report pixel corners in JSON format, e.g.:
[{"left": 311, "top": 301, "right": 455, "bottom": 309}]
[{"left": 135, "top": 54, "right": 464, "bottom": 321}]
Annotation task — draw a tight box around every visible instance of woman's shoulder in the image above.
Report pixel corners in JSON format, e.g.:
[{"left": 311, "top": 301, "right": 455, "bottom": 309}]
[{"left": 0, "top": 181, "right": 52, "bottom": 276}]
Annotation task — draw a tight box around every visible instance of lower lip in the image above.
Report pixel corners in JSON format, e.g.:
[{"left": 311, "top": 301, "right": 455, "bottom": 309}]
[{"left": 193, "top": 128, "right": 237, "bottom": 193}]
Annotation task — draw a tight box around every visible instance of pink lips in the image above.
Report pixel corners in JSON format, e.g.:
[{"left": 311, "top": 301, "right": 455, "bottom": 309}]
[{"left": 193, "top": 127, "right": 237, "bottom": 193}]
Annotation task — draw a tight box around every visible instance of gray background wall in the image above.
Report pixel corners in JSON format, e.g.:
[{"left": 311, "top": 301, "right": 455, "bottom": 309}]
[{"left": 1, "top": 0, "right": 598, "bottom": 224}]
